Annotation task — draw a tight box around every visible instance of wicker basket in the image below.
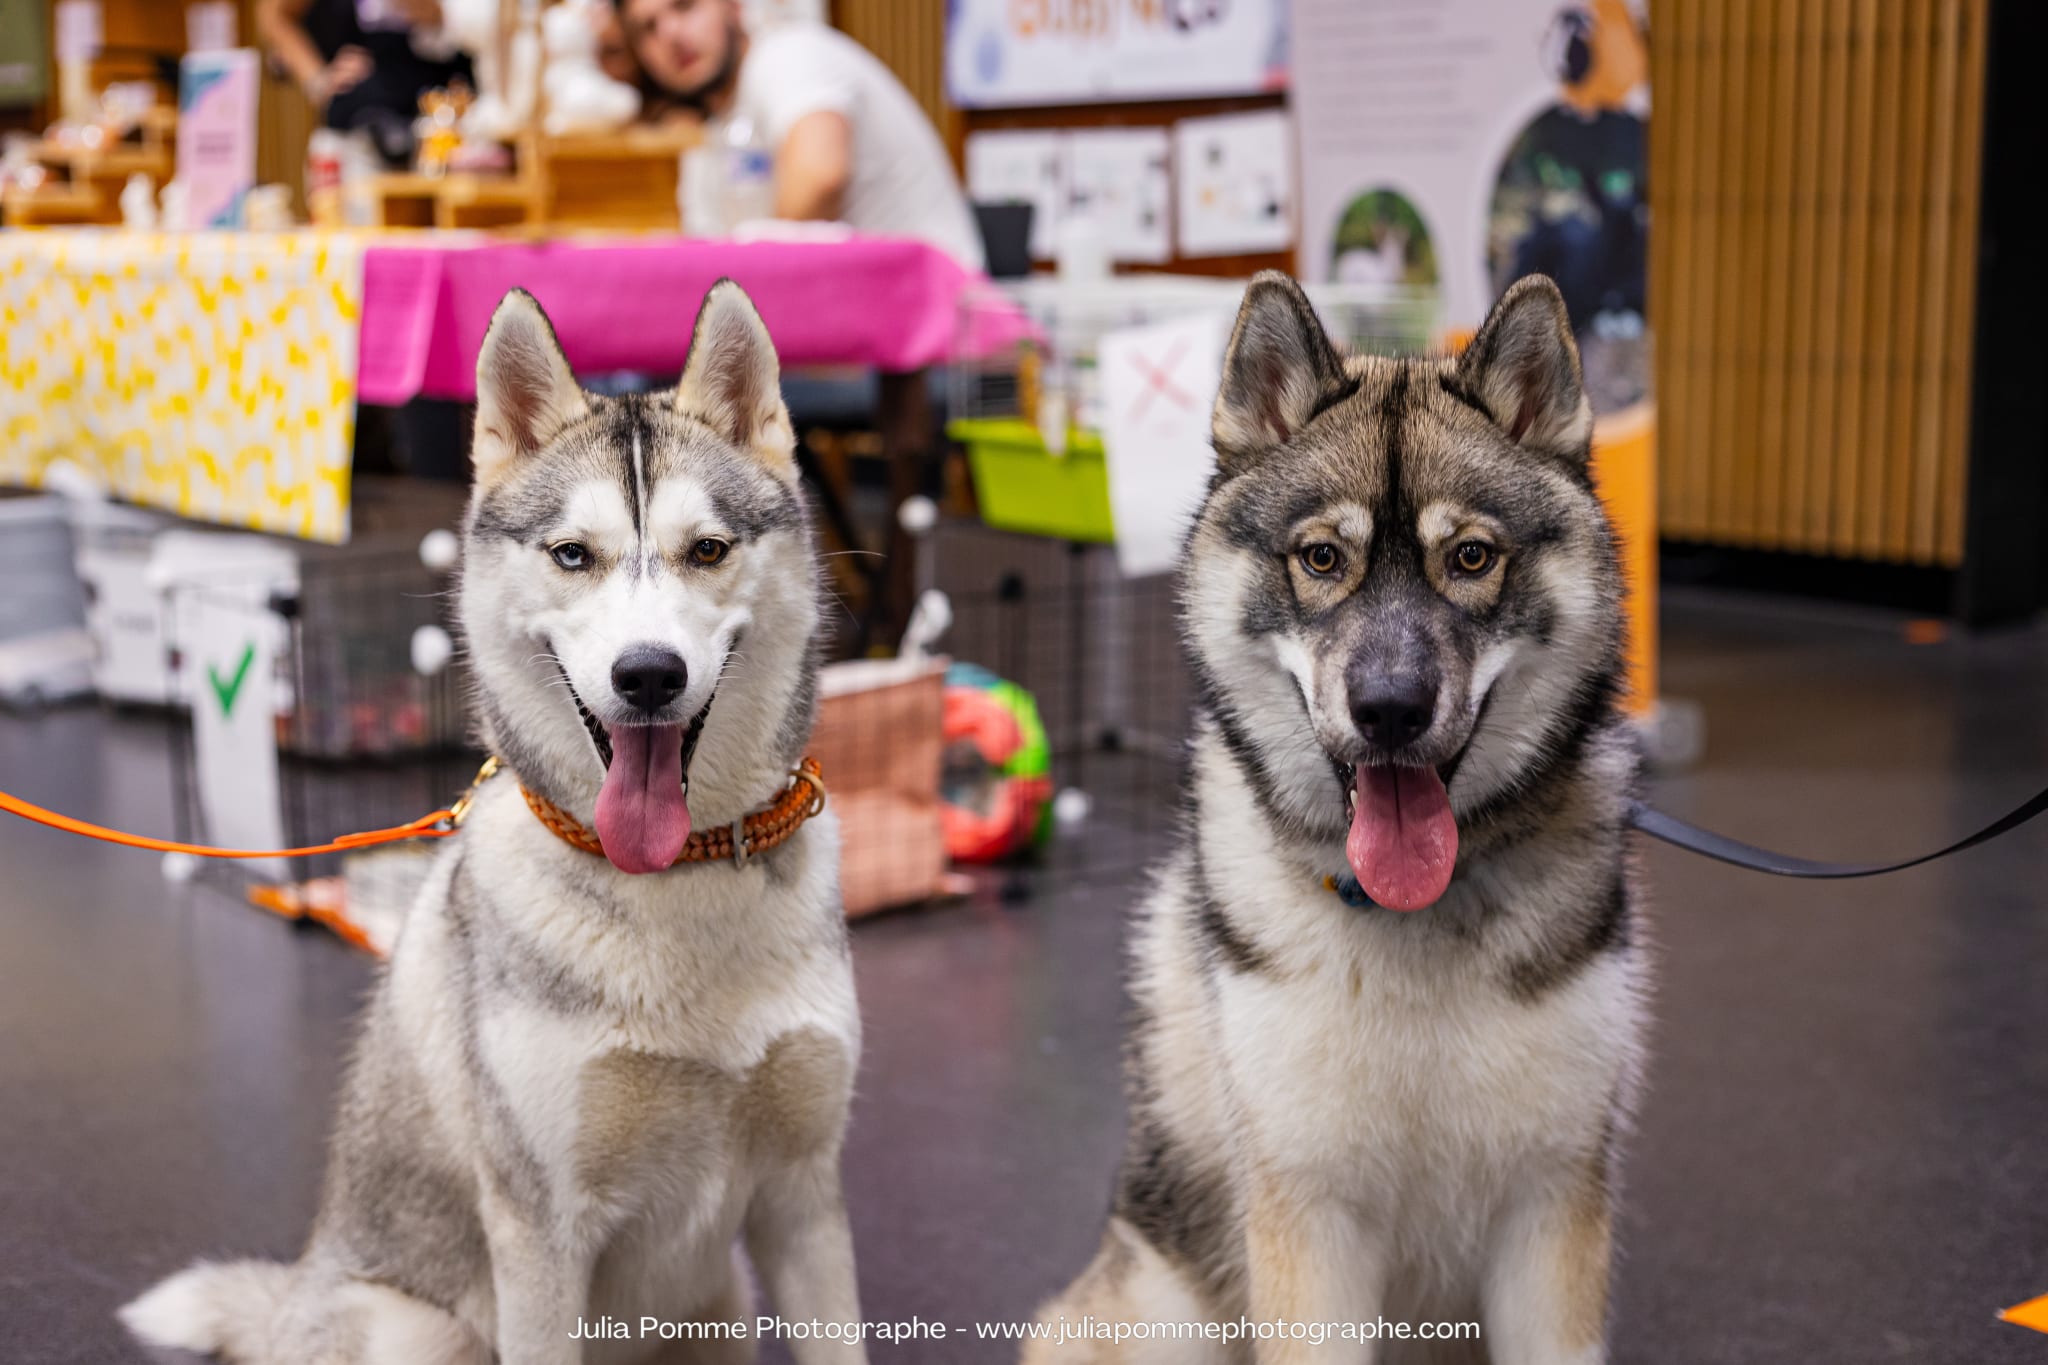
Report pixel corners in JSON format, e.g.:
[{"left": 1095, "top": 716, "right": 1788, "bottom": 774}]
[{"left": 811, "top": 657, "right": 950, "bottom": 917}]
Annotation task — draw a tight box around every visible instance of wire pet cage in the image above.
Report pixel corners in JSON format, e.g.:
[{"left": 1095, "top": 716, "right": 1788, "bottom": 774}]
[
  {"left": 952, "top": 276, "right": 1443, "bottom": 414},
  {"left": 920, "top": 526, "right": 1188, "bottom": 900},
  {"left": 931, "top": 278, "right": 1444, "bottom": 897},
  {"left": 272, "top": 548, "right": 470, "bottom": 761},
  {"left": 949, "top": 276, "right": 1441, "bottom": 544}
]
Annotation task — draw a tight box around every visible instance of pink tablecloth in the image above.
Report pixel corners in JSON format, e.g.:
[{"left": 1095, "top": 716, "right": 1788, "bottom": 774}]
[{"left": 357, "top": 236, "right": 1008, "bottom": 405}]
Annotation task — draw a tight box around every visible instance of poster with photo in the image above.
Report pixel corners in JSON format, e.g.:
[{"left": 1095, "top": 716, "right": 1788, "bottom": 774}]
[
  {"left": 965, "top": 130, "right": 1067, "bottom": 261},
  {"left": 1293, "top": 0, "right": 1656, "bottom": 710},
  {"left": 1293, "top": 0, "right": 1649, "bottom": 419},
  {"left": 1174, "top": 110, "right": 1295, "bottom": 257},
  {"left": 1064, "top": 129, "right": 1173, "bottom": 265}
]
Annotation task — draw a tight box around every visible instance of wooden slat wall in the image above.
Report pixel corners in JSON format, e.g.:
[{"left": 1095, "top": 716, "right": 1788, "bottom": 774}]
[
  {"left": 1650, "top": 0, "right": 1988, "bottom": 566},
  {"left": 235, "top": 0, "right": 317, "bottom": 209},
  {"left": 831, "top": 0, "right": 955, "bottom": 150}
]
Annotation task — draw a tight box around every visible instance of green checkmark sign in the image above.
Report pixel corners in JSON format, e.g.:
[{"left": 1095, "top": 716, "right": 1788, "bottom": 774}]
[{"left": 207, "top": 642, "right": 256, "bottom": 717}]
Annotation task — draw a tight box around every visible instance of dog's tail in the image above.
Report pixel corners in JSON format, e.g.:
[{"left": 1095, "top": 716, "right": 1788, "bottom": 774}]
[{"left": 119, "top": 1259, "right": 294, "bottom": 1362}]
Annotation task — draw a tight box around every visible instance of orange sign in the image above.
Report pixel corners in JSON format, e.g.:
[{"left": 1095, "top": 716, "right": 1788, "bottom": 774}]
[{"left": 2000, "top": 1294, "right": 2048, "bottom": 1335}]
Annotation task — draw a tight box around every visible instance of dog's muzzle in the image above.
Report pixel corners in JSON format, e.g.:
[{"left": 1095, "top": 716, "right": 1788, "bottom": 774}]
[{"left": 560, "top": 667, "right": 716, "bottom": 787}]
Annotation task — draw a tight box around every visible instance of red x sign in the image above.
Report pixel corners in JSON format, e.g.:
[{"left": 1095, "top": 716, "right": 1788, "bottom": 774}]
[{"left": 1126, "top": 337, "right": 1197, "bottom": 422}]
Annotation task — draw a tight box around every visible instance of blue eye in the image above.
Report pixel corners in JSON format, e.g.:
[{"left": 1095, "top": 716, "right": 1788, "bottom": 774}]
[{"left": 549, "top": 542, "right": 590, "bottom": 570}]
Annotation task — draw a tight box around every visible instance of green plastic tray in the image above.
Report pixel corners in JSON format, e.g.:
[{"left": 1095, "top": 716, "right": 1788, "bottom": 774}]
[{"left": 949, "top": 417, "right": 1115, "bottom": 544}]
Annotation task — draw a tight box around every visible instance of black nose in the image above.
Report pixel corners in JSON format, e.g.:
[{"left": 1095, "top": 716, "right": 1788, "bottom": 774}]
[
  {"left": 1352, "top": 677, "right": 1438, "bottom": 752},
  {"left": 611, "top": 646, "right": 687, "bottom": 713}
]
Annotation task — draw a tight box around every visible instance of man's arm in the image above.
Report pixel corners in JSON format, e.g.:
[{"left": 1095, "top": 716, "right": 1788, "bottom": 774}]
[
  {"left": 774, "top": 110, "right": 853, "bottom": 222},
  {"left": 257, "top": 0, "right": 368, "bottom": 111},
  {"left": 257, "top": 0, "right": 329, "bottom": 94}
]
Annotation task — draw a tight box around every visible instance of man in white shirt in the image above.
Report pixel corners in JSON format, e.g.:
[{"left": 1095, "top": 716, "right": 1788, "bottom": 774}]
[{"left": 616, "top": 0, "right": 985, "bottom": 271}]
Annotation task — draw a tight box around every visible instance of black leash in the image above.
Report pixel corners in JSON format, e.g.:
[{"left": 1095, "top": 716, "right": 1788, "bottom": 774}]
[{"left": 1629, "top": 784, "right": 2048, "bottom": 878}]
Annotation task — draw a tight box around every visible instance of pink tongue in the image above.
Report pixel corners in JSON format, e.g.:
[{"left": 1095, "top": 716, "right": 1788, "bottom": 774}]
[
  {"left": 1347, "top": 764, "right": 1458, "bottom": 911},
  {"left": 593, "top": 724, "right": 691, "bottom": 874}
]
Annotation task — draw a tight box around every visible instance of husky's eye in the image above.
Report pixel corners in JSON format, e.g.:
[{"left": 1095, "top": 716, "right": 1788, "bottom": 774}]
[
  {"left": 1451, "top": 540, "right": 1496, "bottom": 576},
  {"left": 689, "top": 537, "right": 730, "bottom": 566},
  {"left": 549, "top": 542, "right": 591, "bottom": 571},
  {"left": 1300, "top": 543, "right": 1344, "bottom": 577}
]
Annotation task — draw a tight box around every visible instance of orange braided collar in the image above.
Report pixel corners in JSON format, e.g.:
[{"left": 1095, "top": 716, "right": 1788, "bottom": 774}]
[{"left": 516, "top": 757, "right": 826, "bottom": 867}]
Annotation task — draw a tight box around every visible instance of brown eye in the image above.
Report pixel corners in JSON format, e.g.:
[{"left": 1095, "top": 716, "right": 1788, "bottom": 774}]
[
  {"left": 689, "top": 537, "right": 730, "bottom": 566},
  {"left": 1300, "top": 543, "right": 1343, "bottom": 577},
  {"left": 1452, "top": 540, "right": 1495, "bottom": 576}
]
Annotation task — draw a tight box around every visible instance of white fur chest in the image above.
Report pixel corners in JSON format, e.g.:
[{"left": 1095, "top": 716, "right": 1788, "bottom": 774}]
[
  {"left": 398, "top": 787, "right": 860, "bottom": 1242},
  {"left": 1203, "top": 857, "right": 1638, "bottom": 1254},
  {"left": 455, "top": 782, "right": 858, "bottom": 1057}
]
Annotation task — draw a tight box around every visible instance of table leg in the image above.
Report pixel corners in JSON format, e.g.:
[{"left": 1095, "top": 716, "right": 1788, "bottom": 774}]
[
  {"left": 876, "top": 369, "right": 936, "bottom": 651},
  {"left": 794, "top": 434, "right": 881, "bottom": 646}
]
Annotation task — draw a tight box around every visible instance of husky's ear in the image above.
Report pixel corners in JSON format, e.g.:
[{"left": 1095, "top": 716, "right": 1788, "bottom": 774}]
[
  {"left": 1212, "top": 271, "right": 1349, "bottom": 466},
  {"left": 1456, "top": 275, "right": 1593, "bottom": 464},
  {"left": 473, "top": 289, "right": 588, "bottom": 486},
  {"left": 674, "top": 279, "right": 795, "bottom": 480}
]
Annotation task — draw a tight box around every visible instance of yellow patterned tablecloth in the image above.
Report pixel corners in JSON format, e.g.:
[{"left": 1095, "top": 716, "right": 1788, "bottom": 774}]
[{"left": 0, "top": 231, "right": 368, "bottom": 542}]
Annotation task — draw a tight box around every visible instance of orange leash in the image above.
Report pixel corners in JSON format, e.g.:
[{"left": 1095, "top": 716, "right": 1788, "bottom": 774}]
[{"left": 0, "top": 757, "right": 498, "bottom": 860}]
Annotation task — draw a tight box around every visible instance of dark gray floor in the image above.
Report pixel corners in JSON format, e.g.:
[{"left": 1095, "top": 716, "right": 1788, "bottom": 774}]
[{"left": 3, "top": 588, "right": 2045, "bottom": 1364}]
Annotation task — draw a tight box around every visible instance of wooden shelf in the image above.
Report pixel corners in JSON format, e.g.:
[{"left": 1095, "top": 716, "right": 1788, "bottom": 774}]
[
  {"left": 35, "top": 142, "right": 174, "bottom": 182},
  {"left": 1, "top": 182, "right": 114, "bottom": 227},
  {"left": 537, "top": 126, "right": 701, "bottom": 160},
  {"left": 372, "top": 171, "right": 537, "bottom": 230},
  {"left": 15, "top": 107, "right": 176, "bottom": 228},
  {"left": 368, "top": 124, "right": 703, "bottom": 234}
]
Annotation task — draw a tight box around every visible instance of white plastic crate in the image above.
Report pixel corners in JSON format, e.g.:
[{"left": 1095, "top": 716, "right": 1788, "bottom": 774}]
[
  {"left": 0, "top": 495, "right": 92, "bottom": 704},
  {"left": 68, "top": 498, "right": 184, "bottom": 706}
]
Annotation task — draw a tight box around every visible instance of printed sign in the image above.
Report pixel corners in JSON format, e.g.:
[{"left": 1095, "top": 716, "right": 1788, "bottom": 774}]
[
  {"left": 965, "top": 130, "right": 1066, "bottom": 261},
  {"left": 1099, "top": 310, "right": 1230, "bottom": 577},
  {"left": 966, "top": 127, "right": 1178, "bottom": 265},
  {"left": 1065, "top": 128, "right": 1173, "bottom": 265},
  {"left": 176, "top": 48, "right": 260, "bottom": 229},
  {"left": 185, "top": 592, "right": 287, "bottom": 877},
  {"left": 947, "top": 0, "right": 1287, "bottom": 109},
  {"left": 1174, "top": 109, "right": 1295, "bottom": 257}
]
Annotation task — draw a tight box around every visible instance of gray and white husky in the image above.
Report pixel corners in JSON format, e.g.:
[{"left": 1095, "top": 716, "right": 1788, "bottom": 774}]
[
  {"left": 122, "top": 282, "right": 867, "bottom": 1365},
  {"left": 1027, "top": 274, "right": 1647, "bottom": 1365}
]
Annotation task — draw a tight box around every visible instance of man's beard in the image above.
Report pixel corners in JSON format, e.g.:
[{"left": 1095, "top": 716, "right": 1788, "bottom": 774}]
[{"left": 665, "top": 18, "right": 743, "bottom": 112}]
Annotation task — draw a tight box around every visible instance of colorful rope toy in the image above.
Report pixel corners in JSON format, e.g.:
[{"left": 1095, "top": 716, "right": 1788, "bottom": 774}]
[{"left": 939, "top": 662, "right": 1052, "bottom": 863}]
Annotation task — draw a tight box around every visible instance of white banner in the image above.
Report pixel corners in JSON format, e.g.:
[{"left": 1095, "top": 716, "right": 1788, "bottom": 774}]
[{"left": 947, "top": 0, "right": 1287, "bottom": 109}]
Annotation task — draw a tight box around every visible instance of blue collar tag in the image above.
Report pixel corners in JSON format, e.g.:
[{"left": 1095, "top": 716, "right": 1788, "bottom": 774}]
[{"left": 1324, "top": 874, "right": 1377, "bottom": 908}]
